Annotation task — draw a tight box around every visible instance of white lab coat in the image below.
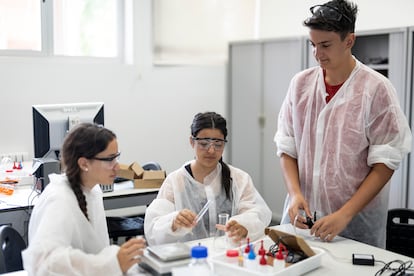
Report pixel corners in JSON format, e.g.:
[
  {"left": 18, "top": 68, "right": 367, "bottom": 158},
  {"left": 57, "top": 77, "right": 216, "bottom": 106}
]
[
  {"left": 144, "top": 162, "right": 272, "bottom": 246},
  {"left": 22, "top": 174, "right": 122, "bottom": 276},
  {"left": 275, "top": 59, "right": 412, "bottom": 248}
]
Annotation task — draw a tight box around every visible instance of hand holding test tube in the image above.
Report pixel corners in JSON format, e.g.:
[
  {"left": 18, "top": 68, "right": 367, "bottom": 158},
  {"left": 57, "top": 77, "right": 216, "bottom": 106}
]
[
  {"left": 194, "top": 199, "right": 212, "bottom": 224},
  {"left": 173, "top": 200, "right": 212, "bottom": 233}
]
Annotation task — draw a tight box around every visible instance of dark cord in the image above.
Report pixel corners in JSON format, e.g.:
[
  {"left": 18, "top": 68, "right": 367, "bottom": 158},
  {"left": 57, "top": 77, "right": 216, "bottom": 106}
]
[
  {"left": 268, "top": 235, "right": 307, "bottom": 262},
  {"left": 375, "top": 259, "right": 413, "bottom": 276}
]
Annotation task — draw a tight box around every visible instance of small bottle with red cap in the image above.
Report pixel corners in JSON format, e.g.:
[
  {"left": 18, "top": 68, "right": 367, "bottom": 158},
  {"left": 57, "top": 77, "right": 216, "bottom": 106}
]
[{"left": 226, "top": 249, "right": 239, "bottom": 265}]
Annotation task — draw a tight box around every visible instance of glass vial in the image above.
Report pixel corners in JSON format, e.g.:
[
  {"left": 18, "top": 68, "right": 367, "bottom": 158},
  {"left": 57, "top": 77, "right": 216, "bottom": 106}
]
[{"left": 214, "top": 213, "right": 229, "bottom": 250}]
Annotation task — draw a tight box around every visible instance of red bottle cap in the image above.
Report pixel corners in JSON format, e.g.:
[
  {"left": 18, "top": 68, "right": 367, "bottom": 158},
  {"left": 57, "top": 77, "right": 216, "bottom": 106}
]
[
  {"left": 258, "top": 240, "right": 266, "bottom": 256},
  {"left": 226, "top": 249, "right": 239, "bottom": 258},
  {"left": 276, "top": 249, "right": 284, "bottom": 260},
  {"left": 260, "top": 254, "right": 267, "bottom": 265},
  {"left": 244, "top": 237, "right": 250, "bottom": 253}
]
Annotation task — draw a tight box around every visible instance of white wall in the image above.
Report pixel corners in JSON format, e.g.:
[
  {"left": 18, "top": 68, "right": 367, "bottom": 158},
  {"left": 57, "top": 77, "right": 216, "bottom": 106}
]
[
  {"left": 1, "top": 0, "right": 414, "bottom": 176},
  {"left": 260, "top": 0, "right": 414, "bottom": 38},
  {"left": 0, "top": 0, "right": 226, "bottom": 174}
]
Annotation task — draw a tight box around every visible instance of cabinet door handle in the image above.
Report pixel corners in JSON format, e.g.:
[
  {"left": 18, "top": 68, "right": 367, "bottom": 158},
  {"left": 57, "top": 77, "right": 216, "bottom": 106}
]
[{"left": 258, "top": 115, "right": 266, "bottom": 128}]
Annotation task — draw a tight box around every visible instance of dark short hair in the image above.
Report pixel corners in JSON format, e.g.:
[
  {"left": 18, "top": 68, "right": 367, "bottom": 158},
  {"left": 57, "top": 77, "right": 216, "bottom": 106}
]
[{"left": 304, "top": 0, "right": 358, "bottom": 40}]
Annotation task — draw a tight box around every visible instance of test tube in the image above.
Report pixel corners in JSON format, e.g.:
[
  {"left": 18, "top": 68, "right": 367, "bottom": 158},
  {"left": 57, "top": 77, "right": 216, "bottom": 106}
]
[{"left": 195, "top": 199, "right": 212, "bottom": 223}]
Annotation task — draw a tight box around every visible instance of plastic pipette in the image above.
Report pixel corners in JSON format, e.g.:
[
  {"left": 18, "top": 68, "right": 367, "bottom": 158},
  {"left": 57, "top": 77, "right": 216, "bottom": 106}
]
[{"left": 195, "top": 200, "right": 212, "bottom": 223}]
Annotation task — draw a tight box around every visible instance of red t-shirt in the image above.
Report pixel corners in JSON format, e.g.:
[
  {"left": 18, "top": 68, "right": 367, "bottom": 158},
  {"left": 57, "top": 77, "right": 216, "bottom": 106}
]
[{"left": 324, "top": 71, "right": 344, "bottom": 103}]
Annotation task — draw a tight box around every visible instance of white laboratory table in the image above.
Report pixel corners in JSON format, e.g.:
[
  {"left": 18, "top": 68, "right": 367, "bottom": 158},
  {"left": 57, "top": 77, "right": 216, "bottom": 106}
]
[
  {"left": 3, "top": 224, "right": 414, "bottom": 276},
  {"left": 0, "top": 180, "right": 159, "bottom": 212},
  {"left": 273, "top": 224, "right": 413, "bottom": 275},
  {"left": 102, "top": 181, "right": 159, "bottom": 216},
  {"left": 172, "top": 224, "right": 414, "bottom": 276},
  {"left": 0, "top": 185, "right": 39, "bottom": 245},
  {"left": 0, "top": 186, "right": 37, "bottom": 211},
  {"left": 134, "top": 224, "right": 413, "bottom": 276}
]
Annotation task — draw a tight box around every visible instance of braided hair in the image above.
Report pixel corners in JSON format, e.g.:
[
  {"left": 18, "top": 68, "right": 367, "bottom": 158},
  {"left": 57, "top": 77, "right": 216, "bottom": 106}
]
[
  {"left": 61, "top": 123, "right": 116, "bottom": 220},
  {"left": 191, "top": 112, "right": 232, "bottom": 200}
]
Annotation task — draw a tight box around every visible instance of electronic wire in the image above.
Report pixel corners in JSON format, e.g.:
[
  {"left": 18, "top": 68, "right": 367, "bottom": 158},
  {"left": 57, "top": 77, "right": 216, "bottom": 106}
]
[{"left": 375, "top": 259, "right": 414, "bottom": 276}]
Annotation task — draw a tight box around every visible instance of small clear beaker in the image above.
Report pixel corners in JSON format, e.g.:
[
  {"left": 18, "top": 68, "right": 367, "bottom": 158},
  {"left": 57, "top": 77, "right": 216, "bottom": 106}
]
[{"left": 214, "top": 213, "right": 229, "bottom": 251}]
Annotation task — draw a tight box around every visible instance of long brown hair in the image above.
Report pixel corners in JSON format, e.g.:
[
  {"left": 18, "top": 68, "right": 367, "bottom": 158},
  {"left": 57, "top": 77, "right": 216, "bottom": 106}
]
[{"left": 61, "top": 123, "right": 116, "bottom": 220}]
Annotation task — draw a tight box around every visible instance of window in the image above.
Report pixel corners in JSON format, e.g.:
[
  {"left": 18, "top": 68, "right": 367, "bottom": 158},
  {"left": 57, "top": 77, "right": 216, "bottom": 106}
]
[
  {"left": 53, "top": 0, "right": 122, "bottom": 57},
  {"left": 153, "top": 0, "right": 260, "bottom": 65},
  {"left": 0, "top": 0, "right": 127, "bottom": 58},
  {"left": 0, "top": 0, "right": 41, "bottom": 52}
]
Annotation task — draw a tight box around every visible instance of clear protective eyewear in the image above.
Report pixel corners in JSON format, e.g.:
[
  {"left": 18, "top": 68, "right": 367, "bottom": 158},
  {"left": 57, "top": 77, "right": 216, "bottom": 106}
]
[
  {"left": 192, "top": 137, "right": 227, "bottom": 151},
  {"left": 309, "top": 4, "right": 352, "bottom": 23},
  {"left": 91, "top": 152, "right": 121, "bottom": 168}
]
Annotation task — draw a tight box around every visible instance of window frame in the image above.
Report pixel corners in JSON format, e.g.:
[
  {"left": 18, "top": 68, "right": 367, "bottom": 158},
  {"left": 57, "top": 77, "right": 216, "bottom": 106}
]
[{"left": 0, "top": 0, "right": 128, "bottom": 61}]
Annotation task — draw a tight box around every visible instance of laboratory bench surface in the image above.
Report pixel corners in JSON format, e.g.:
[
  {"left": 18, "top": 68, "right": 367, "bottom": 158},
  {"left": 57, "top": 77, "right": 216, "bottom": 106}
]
[
  {"left": 4, "top": 224, "right": 413, "bottom": 276},
  {"left": 0, "top": 180, "right": 158, "bottom": 212}
]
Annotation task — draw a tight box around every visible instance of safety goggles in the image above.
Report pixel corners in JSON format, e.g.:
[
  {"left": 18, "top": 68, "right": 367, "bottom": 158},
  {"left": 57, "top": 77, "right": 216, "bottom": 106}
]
[
  {"left": 309, "top": 4, "right": 352, "bottom": 24},
  {"left": 91, "top": 152, "right": 121, "bottom": 168},
  {"left": 192, "top": 137, "right": 227, "bottom": 151}
]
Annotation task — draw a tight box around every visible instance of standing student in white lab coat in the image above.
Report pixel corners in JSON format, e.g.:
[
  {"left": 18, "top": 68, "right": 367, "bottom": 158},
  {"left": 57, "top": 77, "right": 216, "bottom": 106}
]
[
  {"left": 22, "top": 123, "right": 146, "bottom": 275},
  {"left": 274, "top": 0, "right": 411, "bottom": 248},
  {"left": 144, "top": 112, "right": 272, "bottom": 246}
]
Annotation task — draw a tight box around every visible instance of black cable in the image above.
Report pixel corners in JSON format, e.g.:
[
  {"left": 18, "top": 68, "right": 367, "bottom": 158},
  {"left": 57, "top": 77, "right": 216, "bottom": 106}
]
[
  {"left": 375, "top": 259, "right": 413, "bottom": 276},
  {"left": 267, "top": 235, "right": 308, "bottom": 263},
  {"left": 268, "top": 242, "right": 279, "bottom": 256}
]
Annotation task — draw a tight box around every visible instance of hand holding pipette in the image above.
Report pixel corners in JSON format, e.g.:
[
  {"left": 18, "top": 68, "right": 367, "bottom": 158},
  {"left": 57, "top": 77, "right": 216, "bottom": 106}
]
[
  {"left": 172, "top": 209, "right": 197, "bottom": 232},
  {"left": 194, "top": 199, "right": 212, "bottom": 224},
  {"left": 172, "top": 200, "right": 212, "bottom": 232}
]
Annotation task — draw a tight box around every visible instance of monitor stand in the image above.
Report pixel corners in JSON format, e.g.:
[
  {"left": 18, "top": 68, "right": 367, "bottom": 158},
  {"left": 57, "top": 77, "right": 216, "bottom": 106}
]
[{"left": 32, "top": 158, "right": 61, "bottom": 192}]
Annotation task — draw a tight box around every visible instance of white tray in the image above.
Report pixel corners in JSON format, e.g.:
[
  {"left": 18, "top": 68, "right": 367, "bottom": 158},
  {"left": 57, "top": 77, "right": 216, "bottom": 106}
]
[{"left": 211, "top": 237, "right": 324, "bottom": 276}]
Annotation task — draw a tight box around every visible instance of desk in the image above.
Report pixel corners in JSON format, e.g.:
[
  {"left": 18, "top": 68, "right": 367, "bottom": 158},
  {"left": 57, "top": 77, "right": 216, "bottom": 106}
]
[
  {"left": 270, "top": 224, "right": 414, "bottom": 275},
  {"left": 103, "top": 181, "right": 159, "bottom": 215},
  {"left": 130, "top": 223, "right": 414, "bottom": 275},
  {"left": 128, "top": 224, "right": 414, "bottom": 276},
  {"left": 0, "top": 185, "right": 38, "bottom": 244},
  {"left": 3, "top": 224, "right": 414, "bottom": 276},
  {"left": 136, "top": 224, "right": 414, "bottom": 276}
]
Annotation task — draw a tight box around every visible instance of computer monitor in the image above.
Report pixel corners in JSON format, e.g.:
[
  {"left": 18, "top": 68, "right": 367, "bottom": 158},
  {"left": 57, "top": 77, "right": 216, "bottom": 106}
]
[{"left": 32, "top": 102, "right": 104, "bottom": 159}]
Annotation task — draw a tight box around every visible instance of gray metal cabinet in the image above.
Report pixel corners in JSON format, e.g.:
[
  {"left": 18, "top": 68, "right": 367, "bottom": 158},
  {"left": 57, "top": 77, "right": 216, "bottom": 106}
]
[
  {"left": 352, "top": 28, "right": 409, "bottom": 209},
  {"left": 228, "top": 37, "right": 305, "bottom": 221},
  {"left": 407, "top": 26, "right": 414, "bottom": 209}
]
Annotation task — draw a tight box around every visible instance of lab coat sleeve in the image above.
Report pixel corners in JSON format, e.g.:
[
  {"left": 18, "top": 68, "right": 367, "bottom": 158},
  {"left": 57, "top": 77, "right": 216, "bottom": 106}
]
[
  {"left": 22, "top": 193, "right": 122, "bottom": 276},
  {"left": 366, "top": 80, "right": 412, "bottom": 170},
  {"left": 144, "top": 174, "right": 193, "bottom": 245},
  {"left": 229, "top": 168, "right": 272, "bottom": 241},
  {"left": 144, "top": 198, "right": 193, "bottom": 246},
  {"left": 274, "top": 77, "right": 298, "bottom": 158},
  {"left": 23, "top": 244, "right": 121, "bottom": 276}
]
